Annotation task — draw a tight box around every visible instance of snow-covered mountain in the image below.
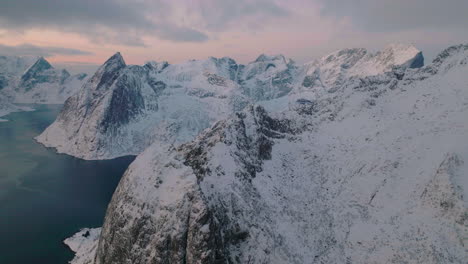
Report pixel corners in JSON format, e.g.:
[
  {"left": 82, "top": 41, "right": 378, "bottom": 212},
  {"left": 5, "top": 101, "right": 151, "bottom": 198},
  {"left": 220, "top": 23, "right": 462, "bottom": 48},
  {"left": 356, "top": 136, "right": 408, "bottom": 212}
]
[
  {"left": 65, "top": 44, "right": 468, "bottom": 264},
  {"left": 299, "top": 44, "right": 423, "bottom": 90},
  {"left": 37, "top": 44, "right": 423, "bottom": 160},
  {"left": 0, "top": 56, "right": 36, "bottom": 115},
  {"left": 0, "top": 55, "right": 37, "bottom": 79},
  {"left": 0, "top": 55, "right": 88, "bottom": 104},
  {"left": 36, "top": 53, "right": 249, "bottom": 159}
]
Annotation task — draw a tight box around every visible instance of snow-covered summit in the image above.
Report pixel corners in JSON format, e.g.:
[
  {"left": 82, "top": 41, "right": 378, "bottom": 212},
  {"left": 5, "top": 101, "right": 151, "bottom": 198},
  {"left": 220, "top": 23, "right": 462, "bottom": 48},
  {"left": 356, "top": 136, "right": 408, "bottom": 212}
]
[
  {"left": 350, "top": 43, "right": 423, "bottom": 76},
  {"left": 428, "top": 44, "right": 468, "bottom": 72},
  {"left": 22, "top": 57, "right": 53, "bottom": 77},
  {"left": 379, "top": 43, "right": 423, "bottom": 67},
  {"left": 101, "top": 52, "right": 126, "bottom": 71},
  {"left": 254, "top": 53, "right": 288, "bottom": 63},
  {"left": 144, "top": 60, "right": 169, "bottom": 73},
  {"left": 300, "top": 43, "right": 423, "bottom": 91}
]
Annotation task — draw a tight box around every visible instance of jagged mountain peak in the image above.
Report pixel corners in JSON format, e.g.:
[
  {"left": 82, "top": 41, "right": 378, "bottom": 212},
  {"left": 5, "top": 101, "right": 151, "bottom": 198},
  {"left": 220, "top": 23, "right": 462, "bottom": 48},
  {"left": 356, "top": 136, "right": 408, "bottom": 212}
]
[
  {"left": 34, "top": 56, "right": 53, "bottom": 68},
  {"left": 20, "top": 57, "right": 56, "bottom": 90},
  {"left": 86, "top": 52, "right": 127, "bottom": 90},
  {"left": 407, "top": 43, "right": 468, "bottom": 79},
  {"left": 22, "top": 56, "right": 53, "bottom": 78},
  {"left": 206, "top": 56, "right": 238, "bottom": 73},
  {"left": 316, "top": 48, "right": 368, "bottom": 70},
  {"left": 39, "top": 44, "right": 460, "bottom": 161},
  {"left": 254, "top": 53, "right": 287, "bottom": 63},
  {"left": 322, "top": 48, "right": 367, "bottom": 61},
  {"left": 61, "top": 68, "right": 71, "bottom": 77},
  {"left": 382, "top": 43, "right": 419, "bottom": 54},
  {"left": 144, "top": 60, "right": 169, "bottom": 73},
  {"left": 104, "top": 52, "right": 126, "bottom": 67},
  {"left": 208, "top": 56, "right": 237, "bottom": 64},
  {"left": 318, "top": 43, "right": 423, "bottom": 82},
  {"left": 375, "top": 43, "right": 424, "bottom": 69},
  {"left": 432, "top": 43, "right": 468, "bottom": 66}
]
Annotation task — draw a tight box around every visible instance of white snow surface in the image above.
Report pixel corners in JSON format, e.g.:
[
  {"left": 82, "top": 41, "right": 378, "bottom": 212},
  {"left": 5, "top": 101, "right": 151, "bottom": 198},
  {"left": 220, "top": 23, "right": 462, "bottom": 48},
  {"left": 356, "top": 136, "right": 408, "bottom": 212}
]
[
  {"left": 64, "top": 228, "right": 101, "bottom": 264},
  {"left": 38, "top": 44, "right": 423, "bottom": 160},
  {"left": 73, "top": 44, "right": 467, "bottom": 263}
]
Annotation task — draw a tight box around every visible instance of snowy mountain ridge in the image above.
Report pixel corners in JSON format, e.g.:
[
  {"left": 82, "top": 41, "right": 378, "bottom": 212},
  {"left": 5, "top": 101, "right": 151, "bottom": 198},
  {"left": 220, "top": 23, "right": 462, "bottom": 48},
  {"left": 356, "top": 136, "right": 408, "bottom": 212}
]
[
  {"left": 0, "top": 55, "right": 88, "bottom": 104},
  {"left": 37, "top": 43, "right": 423, "bottom": 160},
  {"left": 66, "top": 43, "right": 468, "bottom": 264},
  {"left": 36, "top": 52, "right": 249, "bottom": 159}
]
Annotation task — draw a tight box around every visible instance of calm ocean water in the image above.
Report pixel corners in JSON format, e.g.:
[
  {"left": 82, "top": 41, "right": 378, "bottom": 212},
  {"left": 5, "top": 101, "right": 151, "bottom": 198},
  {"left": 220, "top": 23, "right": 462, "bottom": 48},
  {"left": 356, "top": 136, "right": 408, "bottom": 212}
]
[{"left": 0, "top": 105, "right": 135, "bottom": 264}]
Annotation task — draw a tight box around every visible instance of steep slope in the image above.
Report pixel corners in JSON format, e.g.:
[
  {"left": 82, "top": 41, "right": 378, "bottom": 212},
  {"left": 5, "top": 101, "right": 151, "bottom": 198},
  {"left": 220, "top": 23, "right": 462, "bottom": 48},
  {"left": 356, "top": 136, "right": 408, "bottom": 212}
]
[
  {"left": 76, "top": 44, "right": 468, "bottom": 263},
  {"left": 0, "top": 56, "right": 38, "bottom": 119},
  {"left": 260, "top": 44, "right": 423, "bottom": 112},
  {"left": 298, "top": 43, "right": 422, "bottom": 90},
  {"left": 0, "top": 55, "right": 37, "bottom": 89},
  {"left": 39, "top": 44, "right": 422, "bottom": 160},
  {"left": 0, "top": 56, "right": 88, "bottom": 103},
  {"left": 37, "top": 53, "right": 248, "bottom": 160}
]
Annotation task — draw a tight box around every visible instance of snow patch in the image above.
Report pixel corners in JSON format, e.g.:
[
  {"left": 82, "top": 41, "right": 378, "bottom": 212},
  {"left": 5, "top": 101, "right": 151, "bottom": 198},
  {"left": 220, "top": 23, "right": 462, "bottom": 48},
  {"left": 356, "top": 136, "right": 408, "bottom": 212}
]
[{"left": 64, "top": 228, "right": 101, "bottom": 264}]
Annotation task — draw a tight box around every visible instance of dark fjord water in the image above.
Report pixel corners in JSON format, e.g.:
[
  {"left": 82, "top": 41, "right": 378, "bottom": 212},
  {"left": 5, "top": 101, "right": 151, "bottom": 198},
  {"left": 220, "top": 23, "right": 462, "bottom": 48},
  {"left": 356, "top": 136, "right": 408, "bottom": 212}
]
[{"left": 0, "top": 105, "right": 135, "bottom": 264}]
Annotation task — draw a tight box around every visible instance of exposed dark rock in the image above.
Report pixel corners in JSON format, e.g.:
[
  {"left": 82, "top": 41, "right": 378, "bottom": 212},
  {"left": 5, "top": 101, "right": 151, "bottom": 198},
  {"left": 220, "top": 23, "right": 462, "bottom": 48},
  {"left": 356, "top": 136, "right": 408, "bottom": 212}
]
[
  {"left": 20, "top": 57, "right": 55, "bottom": 91},
  {"left": 100, "top": 70, "right": 145, "bottom": 133},
  {"left": 409, "top": 51, "right": 424, "bottom": 68}
]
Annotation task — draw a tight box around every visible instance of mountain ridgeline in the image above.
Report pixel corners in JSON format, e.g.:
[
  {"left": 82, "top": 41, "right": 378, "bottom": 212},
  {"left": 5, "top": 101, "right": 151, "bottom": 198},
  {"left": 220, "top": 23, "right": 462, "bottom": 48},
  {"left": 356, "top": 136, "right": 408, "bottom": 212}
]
[
  {"left": 45, "top": 44, "right": 468, "bottom": 263},
  {"left": 37, "top": 44, "right": 424, "bottom": 160}
]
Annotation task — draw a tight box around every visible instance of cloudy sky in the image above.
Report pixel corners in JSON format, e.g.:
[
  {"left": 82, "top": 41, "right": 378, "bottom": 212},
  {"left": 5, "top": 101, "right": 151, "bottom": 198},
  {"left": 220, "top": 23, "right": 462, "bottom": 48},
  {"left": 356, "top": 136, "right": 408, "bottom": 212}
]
[{"left": 0, "top": 0, "right": 466, "bottom": 73}]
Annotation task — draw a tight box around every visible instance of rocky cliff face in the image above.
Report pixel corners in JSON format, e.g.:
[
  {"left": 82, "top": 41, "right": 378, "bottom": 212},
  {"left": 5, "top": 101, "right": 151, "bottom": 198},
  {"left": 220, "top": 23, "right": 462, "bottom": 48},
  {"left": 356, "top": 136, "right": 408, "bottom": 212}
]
[
  {"left": 66, "top": 44, "right": 468, "bottom": 263},
  {"left": 38, "top": 44, "right": 423, "bottom": 160}
]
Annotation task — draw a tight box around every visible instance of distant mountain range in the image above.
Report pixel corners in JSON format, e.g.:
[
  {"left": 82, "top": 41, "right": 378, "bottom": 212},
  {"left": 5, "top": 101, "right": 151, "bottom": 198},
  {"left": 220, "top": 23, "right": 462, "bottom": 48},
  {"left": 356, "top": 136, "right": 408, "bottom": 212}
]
[{"left": 0, "top": 55, "right": 88, "bottom": 106}]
